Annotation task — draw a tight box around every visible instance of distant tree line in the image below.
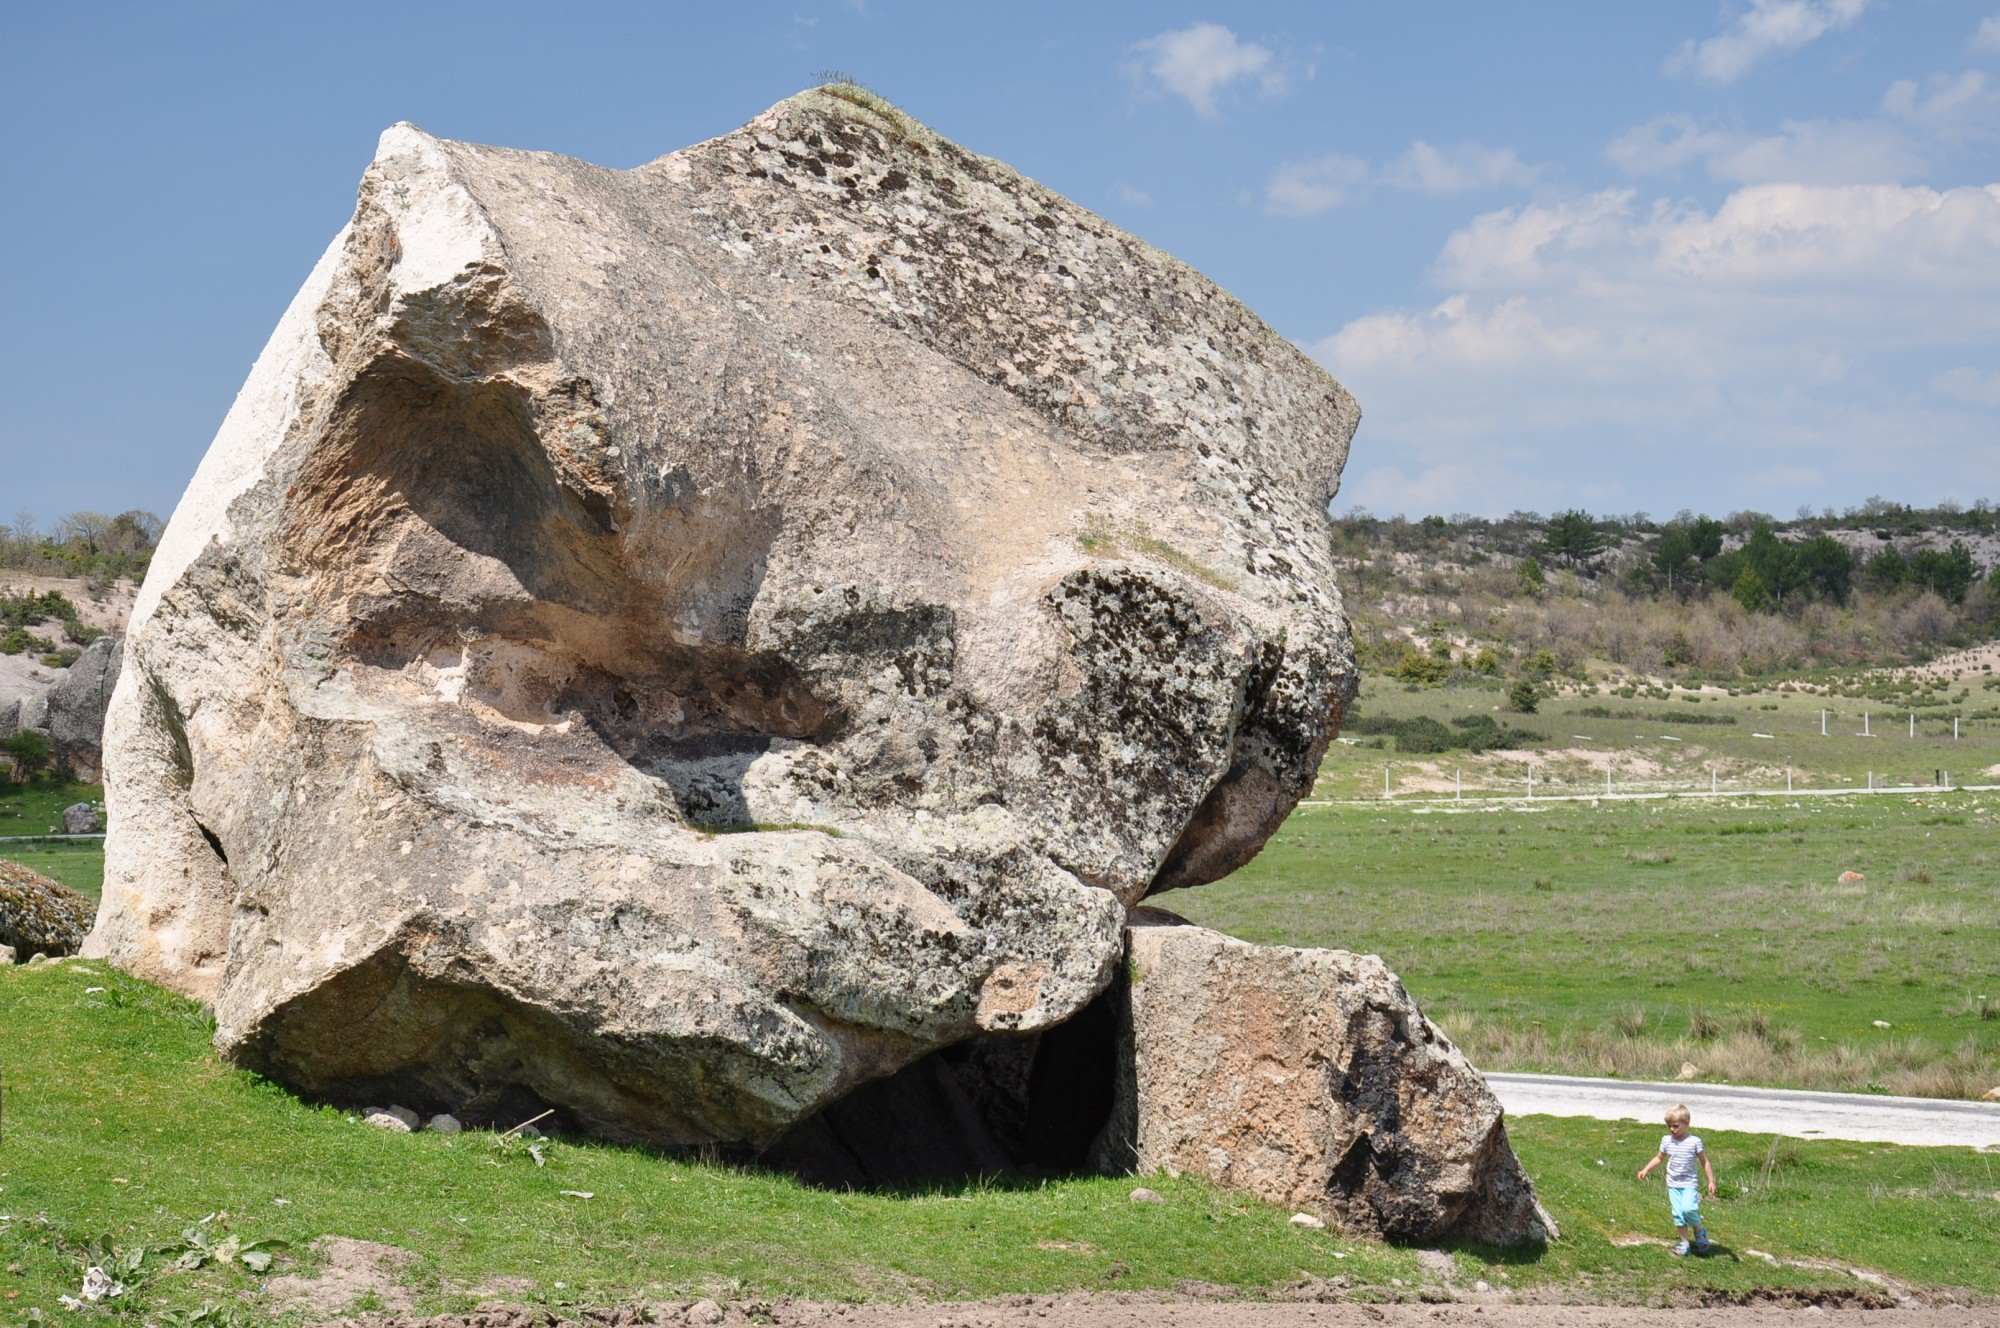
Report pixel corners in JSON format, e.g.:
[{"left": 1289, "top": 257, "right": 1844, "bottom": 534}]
[
  {"left": 1335, "top": 497, "right": 1997, "bottom": 616},
  {"left": 0, "top": 509, "right": 162, "bottom": 583},
  {"left": 1329, "top": 496, "right": 2000, "bottom": 680}
]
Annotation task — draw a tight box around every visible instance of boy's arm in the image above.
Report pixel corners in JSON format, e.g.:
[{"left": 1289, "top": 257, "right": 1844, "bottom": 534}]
[
  {"left": 1702, "top": 1149, "right": 1717, "bottom": 1196},
  {"left": 1636, "top": 1151, "right": 1662, "bottom": 1181}
]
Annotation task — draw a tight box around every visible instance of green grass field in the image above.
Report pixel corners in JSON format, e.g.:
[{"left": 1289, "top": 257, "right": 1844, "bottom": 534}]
[
  {"left": 0, "top": 779, "right": 104, "bottom": 900},
  {"left": 1174, "top": 789, "right": 2000, "bottom": 1097},
  {"left": 1, "top": 960, "right": 1994, "bottom": 1323}
]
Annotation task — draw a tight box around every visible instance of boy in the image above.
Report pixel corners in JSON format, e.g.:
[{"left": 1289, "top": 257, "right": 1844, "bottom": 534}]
[{"left": 1635, "top": 1103, "right": 1716, "bottom": 1255}]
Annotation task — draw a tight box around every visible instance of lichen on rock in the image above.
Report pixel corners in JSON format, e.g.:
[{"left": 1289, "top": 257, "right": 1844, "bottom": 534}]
[{"left": 0, "top": 860, "right": 93, "bottom": 961}]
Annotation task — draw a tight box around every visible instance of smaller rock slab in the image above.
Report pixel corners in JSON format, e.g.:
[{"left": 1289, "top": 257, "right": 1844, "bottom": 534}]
[{"left": 1096, "top": 921, "right": 1549, "bottom": 1245}]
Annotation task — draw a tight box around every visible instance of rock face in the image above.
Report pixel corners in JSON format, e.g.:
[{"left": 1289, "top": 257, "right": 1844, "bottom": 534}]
[
  {"left": 0, "top": 637, "right": 123, "bottom": 783},
  {"left": 86, "top": 88, "right": 1360, "bottom": 1148},
  {"left": 0, "top": 860, "right": 94, "bottom": 961},
  {"left": 46, "top": 638, "right": 123, "bottom": 782},
  {"left": 1095, "top": 920, "right": 1549, "bottom": 1245}
]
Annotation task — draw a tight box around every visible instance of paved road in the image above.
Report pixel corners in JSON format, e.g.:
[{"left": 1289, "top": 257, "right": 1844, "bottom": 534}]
[{"left": 1488, "top": 1072, "right": 2000, "bottom": 1149}]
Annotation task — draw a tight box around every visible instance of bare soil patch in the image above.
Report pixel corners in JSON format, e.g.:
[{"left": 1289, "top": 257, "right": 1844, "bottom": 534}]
[
  {"left": 0, "top": 574, "right": 135, "bottom": 707},
  {"left": 266, "top": 1235, "right": 418, "bottom": 1318}
]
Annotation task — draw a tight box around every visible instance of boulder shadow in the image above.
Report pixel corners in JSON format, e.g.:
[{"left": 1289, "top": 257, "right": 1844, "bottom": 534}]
[{"left": 755, "top": 979, "right": 1122, "bottom": 1191}]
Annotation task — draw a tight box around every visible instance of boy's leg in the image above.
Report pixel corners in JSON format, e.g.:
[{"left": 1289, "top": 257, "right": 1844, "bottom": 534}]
[{"left": 1668, "top": 1188, "right": 1700, "bottom": 1254}]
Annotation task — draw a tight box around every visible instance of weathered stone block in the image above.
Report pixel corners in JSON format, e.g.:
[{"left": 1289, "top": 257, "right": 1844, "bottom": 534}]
[{"left": 1096, "top": 919, "right": 1551, "bottom": 1245}]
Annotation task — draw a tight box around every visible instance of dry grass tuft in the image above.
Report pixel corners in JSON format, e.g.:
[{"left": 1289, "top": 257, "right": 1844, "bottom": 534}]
[{"left": 1439, "top": 1009, "right": 2000, "bottom": 1099}]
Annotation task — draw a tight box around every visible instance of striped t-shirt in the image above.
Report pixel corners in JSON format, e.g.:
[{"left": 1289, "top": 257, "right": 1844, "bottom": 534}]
[{"left": 1659, "top": 1132, "right": 1704, "bottom": 1186}]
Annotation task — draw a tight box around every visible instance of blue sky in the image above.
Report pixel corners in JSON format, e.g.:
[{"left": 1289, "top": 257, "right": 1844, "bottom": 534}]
[{"left": 4, "top": 1, "right": 1996, "bottom": 526}]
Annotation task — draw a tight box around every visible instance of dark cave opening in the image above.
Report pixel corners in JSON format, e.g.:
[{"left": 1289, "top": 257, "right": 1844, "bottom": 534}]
[{"left": 756, "top": 976, "right": 1124, "bottom": 1190}]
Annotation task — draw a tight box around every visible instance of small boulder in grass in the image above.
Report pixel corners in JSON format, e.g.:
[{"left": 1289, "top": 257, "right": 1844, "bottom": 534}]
[
  {"left": 426, "top": 1113, "right": 462, "bottom": 1134},
  {"left": 1982, "top": 1086, "right": 2000, "bottom": 1102},
  {"left": 1289, "top": 1212, "right": 1327, "bottom": 1230},
  {"left": 1839, "top": 870, "right": 1866, "bottom": 884},
  {"left": 0, "top": 860, "right": 93, "bottom": 961},
  {"left": 685, "top": 1300, "right": 725, "bottom": 1326},
  {"left": 1128, "top": 1187, "right": 1165, "bottom": 1204},
  {"left": 1676, "top": 1061, "right": 1700, "bottom": 1080},
  {"left": 363, "top": 1106, "right": 418, "bottom": 1132}
]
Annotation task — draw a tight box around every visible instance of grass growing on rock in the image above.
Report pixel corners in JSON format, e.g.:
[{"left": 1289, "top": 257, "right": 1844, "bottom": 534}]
[
  {"left": 1174, "top": 792, "right": 2000, "bottom": 1098},
  {"left": 3, "top": 961, "right": 1996, "bottom": 1320}
]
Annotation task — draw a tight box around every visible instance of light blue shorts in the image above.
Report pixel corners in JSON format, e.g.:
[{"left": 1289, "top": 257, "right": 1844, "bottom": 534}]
[{"left": 1668, "top": 1186, "right": 1703, "bottom": 1228}]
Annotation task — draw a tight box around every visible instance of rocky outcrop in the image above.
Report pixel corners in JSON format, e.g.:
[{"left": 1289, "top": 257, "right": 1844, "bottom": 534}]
[
  {"left": 86, "top": 89, "right": 1360, "bottom": 1149},
  {"left": 0, "top": 860, "right": 94, "bottom": 961},
  {"left": 1094, "top": 920, "right": 1550, "bottom": 1245},
  {"left": 45, "top": 638, "right": 122, "bottom": 782},
  {"left": 0, "top": 637, "right": 122, "bottom": 783}
]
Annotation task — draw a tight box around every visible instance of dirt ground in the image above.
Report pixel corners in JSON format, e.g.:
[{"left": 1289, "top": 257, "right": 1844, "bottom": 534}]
[{"left": 308, "top": 1292, "right": 1999, "bottom": 1328}]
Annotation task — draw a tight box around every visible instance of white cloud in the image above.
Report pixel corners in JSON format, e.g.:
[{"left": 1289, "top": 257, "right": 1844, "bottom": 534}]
[
  {"left": 1265, "top": 153, "right": 1366, "bottom": 215},
  {"left": 1267, "top": 141, "right": 1539, "bottom": 214},
  {"left": 1606, "top": 115, "right": 1741, "bottom": 175},
  {"left": 1313, "top": 181, "right": 2000, "bottom": 514},
  {"left": 1131, "top": 23, "right": 1279, "bottom": 117},
  {"left": 1383, "top": 141, "right": 1542, "bottom": 193},
  {"left": 1111, "top": 183, "right": 1154, "bottom": 207},
  {"left": 1932, "top": 366, "right": 2000, "bottom": 405},
  {"left": 1667, "top": 0, "right": 1867, "bottom": 84},
  {"left": 1974, "top": 15, "right": 2000, "bottom": 54},
  {"left": 1607, "top": 113, "right": 1922, "bottom": 184},
  {"left": 1707, "top": 118, "right": 1925, "bottom": 183},
  {"left": 1883, "top": 70, "right": 2000, "bottom": 142}
]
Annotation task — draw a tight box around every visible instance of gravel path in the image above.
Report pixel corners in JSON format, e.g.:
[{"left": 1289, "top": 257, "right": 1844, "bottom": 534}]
[{"left": 1487, "top": 1073, "right": 2000, "bottom": 1149}]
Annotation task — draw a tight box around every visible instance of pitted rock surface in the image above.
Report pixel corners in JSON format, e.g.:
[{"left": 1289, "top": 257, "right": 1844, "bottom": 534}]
[
  {"left": 85, "top": 89, "right": 1359, "bottom": 1148},
  {"left": 1097, "top": 921, "right": 1550, "bottom": 1246}
]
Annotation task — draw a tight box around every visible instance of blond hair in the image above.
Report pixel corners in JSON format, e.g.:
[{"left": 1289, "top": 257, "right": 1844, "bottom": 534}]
[{"left": 1665, "top": 1104, "right": 1691, "bottom": 1126}]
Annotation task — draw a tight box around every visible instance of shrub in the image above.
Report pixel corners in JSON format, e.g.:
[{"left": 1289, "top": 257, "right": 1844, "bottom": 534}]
[
  {"left": 0, "top": 627, "right": 32, "bottom": 655},
  {"left": 1388, "top": 648, "right": 1453, "bottom": 686},
  {"left": 1507, "top": 679, "right": 1540, "bottom": 713},
  {"left": 1392, "top": 716, "right": 1456, "bottom": 753},
  {"left": 2, "top": 729, "right": 54, "bottom": 781}
]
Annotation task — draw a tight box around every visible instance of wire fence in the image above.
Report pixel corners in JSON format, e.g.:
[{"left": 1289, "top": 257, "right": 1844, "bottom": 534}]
[{"left": 1313, "top": 778, "right": 2000, "bottom": 808}]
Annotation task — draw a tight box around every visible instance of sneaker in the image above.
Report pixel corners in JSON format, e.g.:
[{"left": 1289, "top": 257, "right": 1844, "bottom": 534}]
[
  {"left": 1671, "top": 1240, "right": 1690, "bottom": 1256},
  {"left": 1694, "top": 1228, "right": 1711, "bottom": 1254}
]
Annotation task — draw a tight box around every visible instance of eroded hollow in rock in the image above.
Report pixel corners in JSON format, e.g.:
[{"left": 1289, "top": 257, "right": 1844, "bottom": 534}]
[
  {"left": 757, "top": 977, "right": 1123, "bottom": 1188},
  {"left": 290, "top": 350, "right": 848, "bottom": 830}
]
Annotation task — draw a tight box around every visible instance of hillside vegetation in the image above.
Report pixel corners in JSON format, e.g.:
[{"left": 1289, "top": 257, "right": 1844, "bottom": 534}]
[
  {"left": 1335, "top": 497, "right": 1999, "bottom": 685},
  {"left": 0, "top": 509, "right": 161, "bottom": 586}
]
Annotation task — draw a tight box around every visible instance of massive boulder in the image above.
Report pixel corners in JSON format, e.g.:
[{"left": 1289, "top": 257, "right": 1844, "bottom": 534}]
[
  {"left": 1096, "top": 919, "right": 1550, "bottom": 1245},
  {"left": 86, "top": 88, "right": 1361, "bottom": 1148}
]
